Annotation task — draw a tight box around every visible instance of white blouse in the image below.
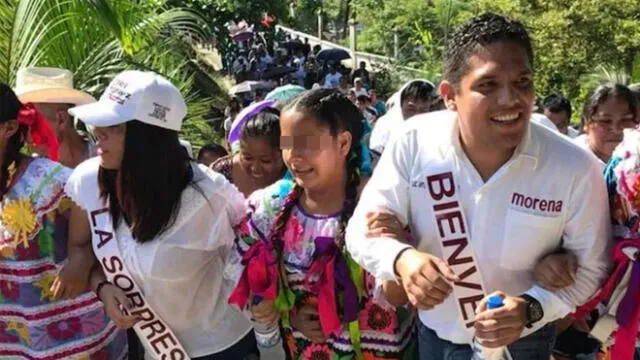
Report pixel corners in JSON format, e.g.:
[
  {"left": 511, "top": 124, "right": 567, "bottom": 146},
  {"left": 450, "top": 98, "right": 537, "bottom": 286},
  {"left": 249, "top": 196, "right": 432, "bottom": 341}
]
[{"left": 65, "top": 158, "right": 251, "bottom": 357}]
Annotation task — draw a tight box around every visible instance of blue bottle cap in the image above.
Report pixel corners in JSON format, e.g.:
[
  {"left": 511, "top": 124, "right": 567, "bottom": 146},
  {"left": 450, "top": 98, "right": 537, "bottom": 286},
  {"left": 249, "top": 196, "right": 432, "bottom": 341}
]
[{"left": 487, "top": 295, "right": 504, "bottom": 310}]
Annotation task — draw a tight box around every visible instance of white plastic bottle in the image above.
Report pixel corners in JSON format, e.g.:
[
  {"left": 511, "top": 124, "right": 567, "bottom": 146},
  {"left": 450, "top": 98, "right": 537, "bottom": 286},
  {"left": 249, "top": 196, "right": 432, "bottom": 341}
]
[
  {"left": 471, "top": 295, "right": 513, "bottom": 360},
  {"left": 252, "top": 296, "right": 286, "bottom": 360}
]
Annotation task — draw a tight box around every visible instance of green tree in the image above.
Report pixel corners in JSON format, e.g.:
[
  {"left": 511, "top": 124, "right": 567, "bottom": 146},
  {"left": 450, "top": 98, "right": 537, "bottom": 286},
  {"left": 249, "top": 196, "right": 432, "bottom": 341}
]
[{"left": 0, "top": 0, "right": 221, "bottom": 147}]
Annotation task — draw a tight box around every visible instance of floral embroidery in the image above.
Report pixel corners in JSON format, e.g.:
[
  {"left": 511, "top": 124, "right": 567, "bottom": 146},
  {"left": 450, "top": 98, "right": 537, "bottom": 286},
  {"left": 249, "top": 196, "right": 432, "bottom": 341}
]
[
  {"left": 46, "top": 317, "right": 82, "bottom": 341},
  {"left": 0, "top": 280, "right": 20, "bottom": 302},
  {"left": 6, "top": 321, "right": 30, "bottom": 344},
  {"left": 283, "top": 216, "right": 304, "bottom": 256},
  {"left": 0, "top": 198, "right": 38, "bottom": 248},
  {"left": 302, "top": 343, "right": 332, "bottom": 360},
  {"left": 359, "top": 301, "right": 396, "bottom": 333}
]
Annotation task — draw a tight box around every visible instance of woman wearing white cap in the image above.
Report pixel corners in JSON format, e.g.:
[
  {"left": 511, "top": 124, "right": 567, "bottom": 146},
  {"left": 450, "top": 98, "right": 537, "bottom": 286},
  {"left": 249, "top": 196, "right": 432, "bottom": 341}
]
[{"left": 64, "top": 70, "right": 257, "bottom": 360}]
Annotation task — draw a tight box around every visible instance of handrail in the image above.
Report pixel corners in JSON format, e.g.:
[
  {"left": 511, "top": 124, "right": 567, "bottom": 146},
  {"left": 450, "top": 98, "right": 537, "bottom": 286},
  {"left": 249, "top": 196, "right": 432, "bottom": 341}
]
[{"left": 275, "top": 24, "right": 428, "bottom": 75}]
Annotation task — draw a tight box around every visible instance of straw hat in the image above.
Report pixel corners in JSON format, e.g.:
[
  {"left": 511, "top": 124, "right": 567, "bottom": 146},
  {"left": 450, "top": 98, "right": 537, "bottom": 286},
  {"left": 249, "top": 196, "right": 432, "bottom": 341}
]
[{"left": 14, "top": 67, "right": 96, "bottom": 105}]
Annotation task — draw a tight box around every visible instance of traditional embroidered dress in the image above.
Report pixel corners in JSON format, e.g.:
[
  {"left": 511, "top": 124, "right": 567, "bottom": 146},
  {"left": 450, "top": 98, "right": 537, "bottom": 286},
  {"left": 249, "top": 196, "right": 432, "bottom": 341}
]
[
  {"left": 574, "top": 129, "right": 640, "bottom": 360},
  {"left": 0, "top": 158, "right": 127, "bottom": 359},
  {"left": 229, "top": 180, "right": 415, "bottom": 360}
]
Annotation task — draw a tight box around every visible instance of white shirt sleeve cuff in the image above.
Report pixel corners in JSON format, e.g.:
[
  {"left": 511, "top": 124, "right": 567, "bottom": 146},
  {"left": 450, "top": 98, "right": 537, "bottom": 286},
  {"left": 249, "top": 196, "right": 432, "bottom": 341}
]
[
  {"left": 522, "top": 285, "right": 574, "bottom": 336},
  {"left": 376, "top": 240, "right": 413, "bottom": 282}
]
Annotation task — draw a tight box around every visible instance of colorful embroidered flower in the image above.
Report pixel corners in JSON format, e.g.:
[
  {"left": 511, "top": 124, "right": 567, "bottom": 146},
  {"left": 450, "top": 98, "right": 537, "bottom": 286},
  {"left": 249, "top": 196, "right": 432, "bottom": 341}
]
[
  {"left": 46, "top": 316, "right": 81, "bottom": 341},
  {"left": 302, "top": 343, "right": 332, "bottom": 360},
  {"left": 359, "top": 301, "right": 396, "bottom": 333},
  {"left": 0, "top": 280, "right": 20, "bottom": 302},
  {"left": 283, "top": 216, "right": 304, "bottom": 255},
  {"left": 0, "top": 197, "right": 37, "bottom": 248},
  {"left": 0, "top": 321, "right": 19, "bottom": 343}
]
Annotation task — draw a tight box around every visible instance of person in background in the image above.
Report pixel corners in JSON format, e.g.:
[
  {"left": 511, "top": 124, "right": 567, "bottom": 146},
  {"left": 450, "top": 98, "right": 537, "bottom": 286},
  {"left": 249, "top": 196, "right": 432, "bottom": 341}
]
[
  {"left": 65, "top": 70, "right": 257, "bottom": 359},
  {"left": 198, "top": 143, "right": 229, "bottom": 167},
  {"left": 352, "top": 61, "right": 371, "bottom": 88},
  {"left": 574, "top": 83, "right": 638, "bottom": 168},
  {"left": 543, "top": 94, "right": 579, "bottom": 138},
  {"left": 346, "top": 13, "right": 610, "bottom": 359},
  {"left": 15, "top": 67, "right": 97, "bottom": 168},
  {"left": 346, "top": 89, "right": 357, "bottom": 103},
  {"left": 629, "top": 83, "right": 640, "bottom": 119},
  {"left": 224, "top": 98, "right": 242, "bottom": 140},
  {"left": 352, "top": 77, "right": 368, "bottom": 97},
  {"left": 369, "top": 79, "right": 436, "bottom": 157},
  {"left": 356, "top": 94, "right": 376, "bottom": 124},
  {"left": 0, "top": 83, "right": 127, "bottom": 359},
  {"left": 323, "top": 66, "right": 342, "bottom": 89},
  {"left": 211, "top": 107, "right": 285, "bottom": 198},
  {"left": 369, "top": 89, "right": 386, "bottom": 116}
]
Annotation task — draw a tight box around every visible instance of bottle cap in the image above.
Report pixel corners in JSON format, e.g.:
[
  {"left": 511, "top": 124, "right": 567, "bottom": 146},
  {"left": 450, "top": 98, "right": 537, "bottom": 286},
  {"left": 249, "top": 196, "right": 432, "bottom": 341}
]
[{"left": 487, "top": 295, "right": 504, "bottom": 310}]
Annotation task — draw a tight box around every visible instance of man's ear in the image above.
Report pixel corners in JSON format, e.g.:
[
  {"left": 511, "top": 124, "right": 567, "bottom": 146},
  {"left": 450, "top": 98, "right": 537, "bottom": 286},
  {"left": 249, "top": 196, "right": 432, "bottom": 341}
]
[{"left": 439, "top": 80, "right": 457, "bottom": 111}]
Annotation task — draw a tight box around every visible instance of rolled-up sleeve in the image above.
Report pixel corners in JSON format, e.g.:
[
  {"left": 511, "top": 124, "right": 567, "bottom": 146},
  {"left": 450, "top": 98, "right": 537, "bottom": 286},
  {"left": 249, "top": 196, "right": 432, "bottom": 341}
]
[
  {"left": 525, "top": 156, "right": 612, "bottom": 331},
  {"left": 346, "top": 128, "right": 414, "bottom": 282}
]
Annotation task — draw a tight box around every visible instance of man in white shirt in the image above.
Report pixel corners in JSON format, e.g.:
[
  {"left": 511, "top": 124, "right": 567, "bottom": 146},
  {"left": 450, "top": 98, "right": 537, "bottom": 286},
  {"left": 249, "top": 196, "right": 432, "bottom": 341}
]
[
  {"left": 346, "top": 13, "right": 610, "bottom": 359},
  {"left": 323, "top": 66, "right": 343, "bottom": 89},
  {"left": 543, "top": 94, "right": 580, "bottom": 138},
  {"left": 353, "top": 77, "right": 369, "bottom": 97}
]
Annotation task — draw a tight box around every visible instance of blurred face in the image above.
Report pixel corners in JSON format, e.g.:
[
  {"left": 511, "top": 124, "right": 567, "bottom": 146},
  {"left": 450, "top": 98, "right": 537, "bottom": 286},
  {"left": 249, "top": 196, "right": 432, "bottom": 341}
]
[
  {"left": 356, "top": 100, "right": 366, "bottom": 111},
  {"left": 280, "top": 109, "right": 351, "bottom": 192},
  {"left": 0, "top": 119, "right": 19, "bottom": 154},
  {"left": 88, "top": 124, "right": 126, "bottom": 170},
  {"left": 347, "top": 92, "right": 356, "bottom": 103},
  {"left": 238, "top": 136, "right": 283, "bottom": 184},
  {"left": 354, "top": 80, "right": 362, "bottom": 89},
  {"left": 584, "top": 96, "right": 637, "bottom": 162},
  {"left": 369, "top": 90, "right": 377, "bottom": 102},
  {"left": 441, "top": 41, "right": 535, "bottom": 154},
  {"left": 544, "top": 109, "right": 571, "bottom": 135},
  {"left": 400, "top": 97, "right": 430, "bottom": 120}
]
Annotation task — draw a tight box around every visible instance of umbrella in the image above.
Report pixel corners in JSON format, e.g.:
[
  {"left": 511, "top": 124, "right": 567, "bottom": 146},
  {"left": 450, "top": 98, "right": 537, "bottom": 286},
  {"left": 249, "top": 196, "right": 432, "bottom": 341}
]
[
  {"left": 228, "top": 81, "right": 274, "bottom": 95},
  {"left": 316, "top": 48, "right": 351, "bottom": 62},
  {"left": 265, "top": 84, "right": 305, "bottom": 101},
  {"left": 262, "top": 66, "right": 297, "bottom": 80},
  {"left": 228, "top": 99, "right": 278, "bottom": 151}
]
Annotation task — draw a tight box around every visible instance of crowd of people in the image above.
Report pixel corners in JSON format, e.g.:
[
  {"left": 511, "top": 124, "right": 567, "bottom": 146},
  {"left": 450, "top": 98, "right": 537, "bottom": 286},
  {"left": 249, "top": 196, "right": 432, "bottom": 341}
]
[{"left": 1, "top": 11, "right": 640, "bottom": 360}]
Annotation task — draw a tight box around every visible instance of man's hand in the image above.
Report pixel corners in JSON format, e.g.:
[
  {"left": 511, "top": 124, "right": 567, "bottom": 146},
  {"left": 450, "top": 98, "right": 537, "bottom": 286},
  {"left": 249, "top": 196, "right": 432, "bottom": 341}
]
[
  {"left": 394, "top": 249, "right": 460, "bottom": 310},
  {"left": 473, "top": 292, "right": 528, "bottom": 348}
]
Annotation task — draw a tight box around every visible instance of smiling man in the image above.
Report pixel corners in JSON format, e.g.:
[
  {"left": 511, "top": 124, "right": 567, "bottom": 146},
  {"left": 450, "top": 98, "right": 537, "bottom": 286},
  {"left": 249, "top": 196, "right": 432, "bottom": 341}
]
[{"left": 346, "top": 13, "right": 610, "bottom": 359}]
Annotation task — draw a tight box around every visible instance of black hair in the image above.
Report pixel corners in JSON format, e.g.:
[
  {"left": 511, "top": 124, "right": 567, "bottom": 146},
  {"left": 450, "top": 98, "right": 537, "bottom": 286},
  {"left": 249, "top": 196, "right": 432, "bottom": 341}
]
[
  {"left": 400, "top": 81, "right": 435, "bottom": 104},
  {"left": 543, "top": 94, "right": 572, "bottom": 118},
  {"left": 444, "top": 13, "right": 534, "bottom": 90},
  {"left": 356, "top": 94, "right": 369, "bottom": 103},
  {"left": 276, "top": 89, "right": 364, "bottom": 250},
  {"left": 98, "top": 120, "right": 192, "bottom": 243},
  {"left": 581, "top": 83, "right": 638, "bottom": 128},
  {"left": 629, "top": 84, "right": 640, "bottom": 101},
  {"left": 0, "top": 84, "right": 28, "bottom": 198},
  {"left": 240, "top": 107, "right": 281, "bottom": 149},
  {"left": 197, "top": 143, "right": 228, "bottom": 160}
]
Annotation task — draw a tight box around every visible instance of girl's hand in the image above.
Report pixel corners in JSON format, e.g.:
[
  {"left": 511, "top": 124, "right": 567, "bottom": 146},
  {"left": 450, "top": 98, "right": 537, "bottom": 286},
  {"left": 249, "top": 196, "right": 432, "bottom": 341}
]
[
  {"left": 51, "top": 259, "right": 92, "bottom": 299},
  {"left": 99, "top": 284, "right": 141, "bottom": 329},
  {"left": 533, "top": 252, "right": 577, "bottom": 291},
  {"left": 290, "top": 305, "right": 326, "bottom": 344},
  {"left": 366, "top": 211, "right": 407, "bottom": 240},
  {"left": 251, "top": 298, "right": 279, "bottom": 325}
]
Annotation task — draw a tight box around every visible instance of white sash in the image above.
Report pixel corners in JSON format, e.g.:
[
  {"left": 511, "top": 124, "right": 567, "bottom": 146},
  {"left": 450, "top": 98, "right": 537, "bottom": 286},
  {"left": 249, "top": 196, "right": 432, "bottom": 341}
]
[{"left": 87, "top": 202, "right": 191, "bottom": 360}]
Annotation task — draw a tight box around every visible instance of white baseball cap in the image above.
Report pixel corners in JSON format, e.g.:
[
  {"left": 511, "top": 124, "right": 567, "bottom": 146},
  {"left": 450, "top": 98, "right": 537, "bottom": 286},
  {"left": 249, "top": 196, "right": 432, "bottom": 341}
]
[{"left": 69, "top": 70, "right": 187, "bottom": 131}]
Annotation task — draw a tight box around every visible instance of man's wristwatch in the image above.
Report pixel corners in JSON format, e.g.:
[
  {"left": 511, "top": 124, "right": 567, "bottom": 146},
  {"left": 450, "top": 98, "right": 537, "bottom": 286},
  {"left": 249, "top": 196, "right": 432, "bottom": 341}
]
[{"left": 520, "top": 294, "right": 544, "bottom": 328}]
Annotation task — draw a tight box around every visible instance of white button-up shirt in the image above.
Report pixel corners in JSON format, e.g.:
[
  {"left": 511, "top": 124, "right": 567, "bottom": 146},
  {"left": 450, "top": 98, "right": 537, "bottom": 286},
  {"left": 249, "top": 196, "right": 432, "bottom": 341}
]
[
  {"left": 346, "top": 111, "right": 611, "bottom": 344},
  {"left": 66, "top": 158, "right": 252, "bottom": 357}
]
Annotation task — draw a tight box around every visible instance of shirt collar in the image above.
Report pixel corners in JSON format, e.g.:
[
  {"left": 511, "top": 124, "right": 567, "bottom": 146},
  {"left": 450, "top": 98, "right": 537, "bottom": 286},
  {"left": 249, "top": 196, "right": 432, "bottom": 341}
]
[{"left": 447, "top": 114, "right": 540, "bottom": 170}]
